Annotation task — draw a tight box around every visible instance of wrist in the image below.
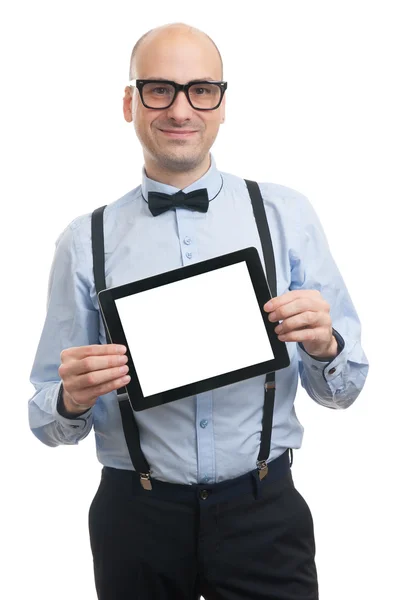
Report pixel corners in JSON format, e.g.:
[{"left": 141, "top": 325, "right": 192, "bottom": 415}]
[
  {"left": 311, "top": 334, "right": 338, "bottom": 360},
  {"left": 58, "top": 385, "right": 91, "bottom": 417}
]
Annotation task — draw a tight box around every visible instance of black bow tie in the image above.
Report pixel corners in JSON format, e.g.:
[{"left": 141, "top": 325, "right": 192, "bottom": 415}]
[{"left": 148, "top": 188, "right": 209, "bottom": 216}]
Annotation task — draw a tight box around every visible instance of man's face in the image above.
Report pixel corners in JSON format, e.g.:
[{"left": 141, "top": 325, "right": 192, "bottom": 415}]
[{"left": 123, "top": 32, "right": 225, "bottom": 173}]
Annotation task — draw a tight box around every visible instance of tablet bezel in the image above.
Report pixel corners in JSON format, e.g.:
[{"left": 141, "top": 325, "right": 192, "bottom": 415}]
[{"left": 98, "top": 247, "right": 290, "bottom": 411}]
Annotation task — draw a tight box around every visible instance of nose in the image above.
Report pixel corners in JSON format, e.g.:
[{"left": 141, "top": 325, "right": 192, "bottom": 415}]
[{"left": 165, "top": 89, "right": 194, "bottom": 122}]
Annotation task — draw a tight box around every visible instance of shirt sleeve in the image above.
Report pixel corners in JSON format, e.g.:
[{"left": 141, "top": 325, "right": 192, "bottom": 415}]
[
  {"left": 290, "top": 193, "right": 369, "bottom": 409},
  {"left": 28, "top": 219, "right": 98, "bottom": 446}
]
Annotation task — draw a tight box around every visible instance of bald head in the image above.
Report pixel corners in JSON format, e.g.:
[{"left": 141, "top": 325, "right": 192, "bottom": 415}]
[{"left": 129, "top": 23, "right": 223, "bottom": 80}]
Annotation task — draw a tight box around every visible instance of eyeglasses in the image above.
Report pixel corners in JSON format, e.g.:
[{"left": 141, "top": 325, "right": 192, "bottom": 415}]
[{"left": 128, "top": 79, "right": 227, "bottom": 111}]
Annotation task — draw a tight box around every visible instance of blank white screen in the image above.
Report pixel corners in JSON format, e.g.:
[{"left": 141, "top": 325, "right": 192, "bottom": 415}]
[{"left": 115, "top": 261, "right": 274, "bottom": 397}]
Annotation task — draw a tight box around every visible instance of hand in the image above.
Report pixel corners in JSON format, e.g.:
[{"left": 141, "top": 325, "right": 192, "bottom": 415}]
[
  {"left": 58, "top": 344, "right": 130, "bottom": 415},
  {"left": 264, "top": 290, "right": 338, "bottom": 359}
]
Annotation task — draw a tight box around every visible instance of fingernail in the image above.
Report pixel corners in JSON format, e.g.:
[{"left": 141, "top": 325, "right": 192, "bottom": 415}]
[{"left": 265, "top": 301, "right": 273, "bottom": 311}]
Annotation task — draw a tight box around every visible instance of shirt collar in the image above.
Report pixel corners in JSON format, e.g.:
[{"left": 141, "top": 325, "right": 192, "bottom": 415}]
[{"left": 141, "top": 153, "right": 223, "bottom": 203}]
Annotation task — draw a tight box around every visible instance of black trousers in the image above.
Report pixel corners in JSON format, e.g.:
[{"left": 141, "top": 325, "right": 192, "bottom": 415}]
[{"left": 89, "top": 451, "right": 318, "bottom": 599}]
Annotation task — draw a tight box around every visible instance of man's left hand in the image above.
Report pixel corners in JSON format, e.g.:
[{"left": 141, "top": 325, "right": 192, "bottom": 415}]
[{"left": 264, "top": 290, "right": 338, "bottom": 359}]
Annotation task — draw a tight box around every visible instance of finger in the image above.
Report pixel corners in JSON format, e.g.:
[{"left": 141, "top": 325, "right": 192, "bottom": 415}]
[
  {"left": 64, "top": 364, "right": 130, "bottom": 393},
  {"left": 274, "top": 311, "right": 331, "bottom": 334},
  {"left": 264, "top": 290, "right": 321, "bottom": 313},
  {"left": 68, "top": 374, "right": 131, "bottom": 406},
  {"left": 79, "top": 364, "right": 130, "bottom": 389},
  {"left": 264, "top": 290, "right": 315, "bottom": 311},
  {"left": 268, "top": 297, "right": 316, "bottom": 322},
  {"left": 277, "top": 326, "right": 329, "bottom": 343},
  {"left": 59, "top": 352, "right": 128, "bottom": 378},
  {"left": 60, "top": 344, "right": 127, "bottom": 364}
]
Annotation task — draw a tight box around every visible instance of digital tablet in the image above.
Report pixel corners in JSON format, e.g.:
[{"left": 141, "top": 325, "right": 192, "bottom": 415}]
[{"left": 98, "top": 247, "right": 290, "bottom": 411}]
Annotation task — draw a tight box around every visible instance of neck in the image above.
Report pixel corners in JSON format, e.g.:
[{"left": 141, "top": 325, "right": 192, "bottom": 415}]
[{"left": 144, "top": 154, "right": 211, "bottom": 189}]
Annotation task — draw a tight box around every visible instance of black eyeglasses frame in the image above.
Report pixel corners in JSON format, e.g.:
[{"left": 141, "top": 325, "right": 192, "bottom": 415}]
[{"left": 128, "top": 79, "right": 228, "bottom": 111}]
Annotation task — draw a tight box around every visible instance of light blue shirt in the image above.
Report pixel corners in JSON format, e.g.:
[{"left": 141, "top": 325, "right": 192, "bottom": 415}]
[{"left": 28, "top": 155, "right": 369, "bottom": 484}]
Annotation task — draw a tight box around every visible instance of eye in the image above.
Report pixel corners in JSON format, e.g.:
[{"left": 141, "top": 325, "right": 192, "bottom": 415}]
[
  {"left": 152, "top": 86, "right": 169, "bottom": 95},
  {"left": 143, "top": 83, "right": 174, "bottom": 96},
  {"left": 193, "top": 86, "right": 212, "bottom": 95}
]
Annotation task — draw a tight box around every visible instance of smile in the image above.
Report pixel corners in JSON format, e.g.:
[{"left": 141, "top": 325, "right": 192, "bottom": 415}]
[{"left": 158, "top": 129, "right": 199, "bottom": 138}]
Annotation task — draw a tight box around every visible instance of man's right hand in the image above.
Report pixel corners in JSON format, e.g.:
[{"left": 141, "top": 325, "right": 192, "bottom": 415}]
[{"left": 58, "top": 344, "right": 130, "bottom": 415}]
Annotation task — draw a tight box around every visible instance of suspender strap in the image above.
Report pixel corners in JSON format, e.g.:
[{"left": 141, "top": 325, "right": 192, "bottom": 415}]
[
  {"left": 91, "top": 206, "right": 152, "bottom": 488},
  {"left": 244, "top": 180, "right": 277, "bottom": 479}
]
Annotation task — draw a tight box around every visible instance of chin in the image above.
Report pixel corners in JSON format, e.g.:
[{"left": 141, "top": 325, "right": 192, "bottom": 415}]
[{"left": 154, "top": 147, "right": 206, "bottom": 172}]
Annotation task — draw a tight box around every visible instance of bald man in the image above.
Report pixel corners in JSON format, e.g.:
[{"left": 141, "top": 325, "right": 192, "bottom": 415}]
[{"left": 29, "top": 22, "right": 368, "bottom": 600}]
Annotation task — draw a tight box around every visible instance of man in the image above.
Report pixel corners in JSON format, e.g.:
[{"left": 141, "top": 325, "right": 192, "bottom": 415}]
[{"left": 28, "top": 22, "right": 369, "bottom": 600}]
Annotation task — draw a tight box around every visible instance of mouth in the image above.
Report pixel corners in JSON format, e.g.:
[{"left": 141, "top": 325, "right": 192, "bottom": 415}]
[{"left": 158, "top": 129, "right": 199, "bottom": 139}]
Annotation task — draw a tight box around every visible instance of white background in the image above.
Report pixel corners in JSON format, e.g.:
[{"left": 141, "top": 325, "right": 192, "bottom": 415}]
[{"left": 1, "top": 1, "right": 393, "bottom": 598}]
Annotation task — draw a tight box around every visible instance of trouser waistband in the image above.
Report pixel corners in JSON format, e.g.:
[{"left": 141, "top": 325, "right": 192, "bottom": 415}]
[{"left": 102, "top": 449, "right": 292, "bottom": 505}]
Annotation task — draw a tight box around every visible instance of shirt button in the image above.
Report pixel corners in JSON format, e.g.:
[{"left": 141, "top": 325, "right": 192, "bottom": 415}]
[
  {"left": 200, "top": 489, "right": 209, "bottom": 500},
  {"left": 184, "top": 236, "right": 192, "bottom": 245},
  {"left": 202, "top": 475, "right": 210, "bottom": 483},
  {"left": 186, "top": 252, "right": 193, "bottom": 259},
  {"left": 328, "top": 367, "right": 336, "bottom": 375},
  {"left": 200, "top": 419, "right": 209, "bottom": 428}
]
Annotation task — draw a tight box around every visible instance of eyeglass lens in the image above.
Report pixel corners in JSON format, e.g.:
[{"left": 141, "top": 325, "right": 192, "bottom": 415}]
[{"left": 141, "top": 82, "right": 222, "bottom": 109}]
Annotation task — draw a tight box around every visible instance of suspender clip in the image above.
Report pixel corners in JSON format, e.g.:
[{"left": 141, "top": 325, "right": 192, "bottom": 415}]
[
  {"left": 140, "top": 472, "right": 152, "bottom": 491},
  {"left": 256, "top": 460, "right": 268, "bottom": 481},
  {"left": 264, "top": 381, "right": 276, "bottom": 391}
]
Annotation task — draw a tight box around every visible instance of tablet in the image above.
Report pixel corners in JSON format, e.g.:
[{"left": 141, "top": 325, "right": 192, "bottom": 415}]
[{"left": 98, "top": 247, "right": 290, "bottom": 411}]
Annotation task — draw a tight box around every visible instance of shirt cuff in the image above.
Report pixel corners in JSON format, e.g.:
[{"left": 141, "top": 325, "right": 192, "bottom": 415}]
[
  {"left": 297, "top": 328, "right": 347, "bottom": 386},
  {"left": 54, "top": 382, "right": 93, "bottom": 429}
]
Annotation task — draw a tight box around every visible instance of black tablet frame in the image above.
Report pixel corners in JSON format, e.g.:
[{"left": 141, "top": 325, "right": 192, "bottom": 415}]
[{"left": 98, "top": 247, "right": 290, "bottom": 411}]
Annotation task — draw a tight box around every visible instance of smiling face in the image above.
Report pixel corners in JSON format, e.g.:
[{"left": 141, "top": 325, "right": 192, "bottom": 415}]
[{"left": 123, "top": 26, "right": 226, "bottom": 178}]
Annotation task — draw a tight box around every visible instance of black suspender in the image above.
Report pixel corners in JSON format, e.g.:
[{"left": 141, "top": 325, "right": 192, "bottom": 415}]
[
  {"left": 91, "top": 208, "right": 152, "bottom": 488},
  {"left": 91, "top": 180, "right": 277, "bottom": 488},
  {"left": 244, "top": 180, "right": 277, "bottom": 480}
]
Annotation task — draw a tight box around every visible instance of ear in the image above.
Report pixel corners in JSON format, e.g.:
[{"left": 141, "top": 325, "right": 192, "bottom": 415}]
[{"left": 123, "top": 86, "right": 133, "bottom": 123}]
